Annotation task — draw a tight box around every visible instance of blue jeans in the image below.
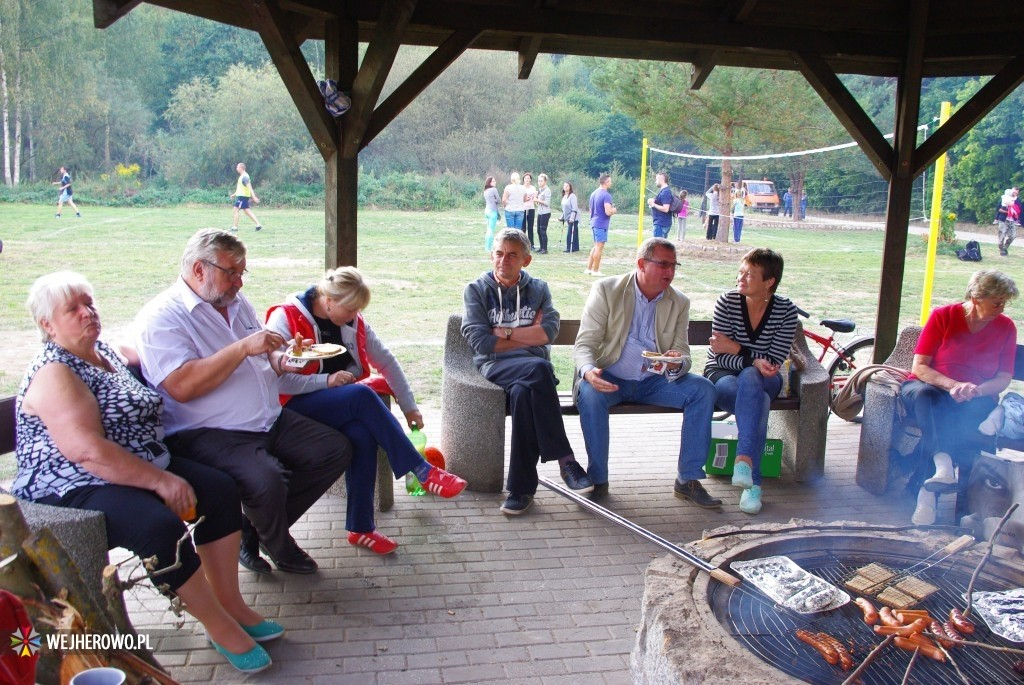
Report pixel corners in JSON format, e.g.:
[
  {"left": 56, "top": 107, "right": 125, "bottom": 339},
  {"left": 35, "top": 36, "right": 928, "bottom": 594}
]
[
  {"left": 733, "top": 216, "right": 744, "bottom": 242},
  {"left": 577, "top": 371, "right": 715, "bottom": 485},
  {"left": 712, "top": 368, "right": 782, "bottom": 485},
  {"left": 285, "top": 384, "right": 425, "bottom": 533},
  {"left": 505, "top": 210, "right": 524, "bottom": 229},
  {"left": 653, "top": 223, "right": 670, "bottom": 239}
]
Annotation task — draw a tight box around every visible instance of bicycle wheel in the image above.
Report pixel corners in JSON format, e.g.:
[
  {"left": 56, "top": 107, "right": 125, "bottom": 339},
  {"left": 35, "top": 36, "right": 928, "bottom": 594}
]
[{"left": 826, "top": 337, "right": 875, "bottom": 417}]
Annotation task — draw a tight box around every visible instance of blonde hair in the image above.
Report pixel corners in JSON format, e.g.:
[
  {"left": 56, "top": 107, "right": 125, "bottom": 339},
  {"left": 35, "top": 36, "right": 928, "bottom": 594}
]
[
  {"left": 316, "top": 266, "right": 371, "bottom": 311},
  {"left": 966, "top": 270, "right": 1018, "bottom": 302},
  {"left": 509, "top": 172, "right": 521, "bottom": 184},
  {"left": 27, "top": 271, "right": 94, "bottom": 342}
]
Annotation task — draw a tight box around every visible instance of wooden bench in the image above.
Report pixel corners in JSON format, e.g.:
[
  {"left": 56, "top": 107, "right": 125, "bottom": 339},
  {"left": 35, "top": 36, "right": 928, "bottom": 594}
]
[
  {"left": 439, "top": 313, "right": 830, "bottom": 492},
  {"left": 857, "top": 327, "right": 1024, "bottom": 495},
  {"left": 0, "top": 395, "right": 110, "bottom": 597}
]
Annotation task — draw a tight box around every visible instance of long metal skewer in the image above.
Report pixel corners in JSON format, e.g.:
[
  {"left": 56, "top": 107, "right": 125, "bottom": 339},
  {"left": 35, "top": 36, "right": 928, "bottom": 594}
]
[{"left": 538, "top": 477, "right": 741, "bottom": 587}]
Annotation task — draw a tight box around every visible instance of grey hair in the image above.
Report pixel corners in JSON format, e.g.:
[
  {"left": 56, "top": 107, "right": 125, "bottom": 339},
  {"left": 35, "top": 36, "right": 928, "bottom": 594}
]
[
  {"left": 181, "top": 228, "right": 246, "bottom": 275},
  {"left": 27, "top": 271, "right": 94, "bottom": 342},
  {"left": 316, "top": 266, "right": 372, "bottom": 311},
  {"left": 493, "top": 228, "right": 532, "bottom": 255},
  {"left": 638, "top": 237, "right": 677, "bottom": 261},
  {"left": 966, "top": 270, "right": 1018, "bottom": 302}
]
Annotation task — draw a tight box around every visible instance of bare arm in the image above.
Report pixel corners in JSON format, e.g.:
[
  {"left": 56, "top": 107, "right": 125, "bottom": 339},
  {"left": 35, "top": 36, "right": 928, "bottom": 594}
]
[
  {"left": 604, "top": 201, "right": 617, "bottom": 216},
  {"left": 22, "top": 364, "right": 195, "bottom": 515},
  {"left": 160, "top": 329, "right": 286, "bottom": 403}
]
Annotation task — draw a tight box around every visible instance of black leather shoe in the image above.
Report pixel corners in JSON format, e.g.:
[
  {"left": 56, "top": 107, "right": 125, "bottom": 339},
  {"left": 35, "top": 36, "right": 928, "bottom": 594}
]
[
  {"left": 560, "top": 461, "right": 594, "bottom": 493},
  {"left": 673, "top": 479, "right": 722, "bottom": 508},
  {"left": 589, "top": 482, "right": 609, "bottom": 500},
  {"left": 261, "top": 544, "right": 318, "bottom": 574},
  {"left": 238, "top": 546, "right": 273, "bottom": 574}
]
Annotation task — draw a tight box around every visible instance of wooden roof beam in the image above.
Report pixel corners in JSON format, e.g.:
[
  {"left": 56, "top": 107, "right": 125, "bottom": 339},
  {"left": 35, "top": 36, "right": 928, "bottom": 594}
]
[
  {"left": 93, "top": 0, "right": 142, "bottom": 29},
  {"left": 251, "top": 0, "right": 339, "bottom": 158},
  {"left": 689, "top": 0, "right": 759, "bottom": 90},
  {"left": 796, "top": 51, "right": 894, "bottom": 180},
  {"left": 343, "top": 0, "right": 417, "bottom": 156},
  {"left": 362, "top": 28, "right": 481, "bottom": 149},
  {"left": 518, "top": 35, "right": 543, "bottom": 79},
  {"left": 912, "top": 53, "right": 1024, "bottom": 177}
]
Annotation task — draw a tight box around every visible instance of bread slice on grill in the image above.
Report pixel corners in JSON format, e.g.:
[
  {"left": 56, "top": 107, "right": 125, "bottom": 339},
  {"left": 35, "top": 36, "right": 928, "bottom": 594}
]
[
  {"left": 877, "top": 586, "right": 916, "bottom": 609},
  {"left": 894, "top": 577, "right": 938, "bottom": 601}
]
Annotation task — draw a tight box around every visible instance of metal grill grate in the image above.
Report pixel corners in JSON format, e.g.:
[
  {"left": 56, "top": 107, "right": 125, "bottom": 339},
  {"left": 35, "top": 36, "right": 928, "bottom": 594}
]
[{"left": 709, "top": 546, "right": 1022, "bottom": 684}]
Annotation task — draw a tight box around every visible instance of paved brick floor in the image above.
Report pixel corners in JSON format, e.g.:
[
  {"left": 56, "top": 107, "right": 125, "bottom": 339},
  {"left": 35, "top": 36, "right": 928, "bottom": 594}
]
[{"left": 123, "top": 412, "right": 955, "bottom": 684}]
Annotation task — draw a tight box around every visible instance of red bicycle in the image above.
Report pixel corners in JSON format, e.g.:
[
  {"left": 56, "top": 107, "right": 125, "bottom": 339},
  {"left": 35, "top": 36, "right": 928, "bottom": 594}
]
[{"left": 796, "top": 306, "right": 875, "bottom": 416}]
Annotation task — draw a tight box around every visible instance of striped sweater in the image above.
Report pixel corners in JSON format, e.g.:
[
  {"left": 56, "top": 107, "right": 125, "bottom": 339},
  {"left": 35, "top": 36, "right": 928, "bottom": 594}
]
[{"left": 704, "top": 290, "right": 798, "bottom": 382}]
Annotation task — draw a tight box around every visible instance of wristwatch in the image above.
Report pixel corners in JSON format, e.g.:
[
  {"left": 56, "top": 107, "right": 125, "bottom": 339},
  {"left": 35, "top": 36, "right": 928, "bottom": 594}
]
[{"left": 504, "top": 328, "right": 513, "bottom": 340}]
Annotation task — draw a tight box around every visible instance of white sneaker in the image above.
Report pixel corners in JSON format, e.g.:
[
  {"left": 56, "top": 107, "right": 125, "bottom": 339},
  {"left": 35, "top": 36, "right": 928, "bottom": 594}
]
[
  {"left": 911, "top": 488, "right": 936, "bottom": 525},
  {"left": 591, "top": 271, "right": 603, "bottom": 276},
  {"left": 923, "top": 452, "right": 957, "bottom": 492},
  {"left": 583, "top": 269, "right": 593, "bottom": 275}
]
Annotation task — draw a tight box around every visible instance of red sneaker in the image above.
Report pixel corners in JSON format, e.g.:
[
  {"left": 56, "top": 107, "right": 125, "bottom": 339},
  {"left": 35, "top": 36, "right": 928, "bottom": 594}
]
[
  {"left": 347, "top": 530, "right": 398, "bottom": 555},
  {"left": 421, "top": 467, "right": 467, "bottom": 499}
]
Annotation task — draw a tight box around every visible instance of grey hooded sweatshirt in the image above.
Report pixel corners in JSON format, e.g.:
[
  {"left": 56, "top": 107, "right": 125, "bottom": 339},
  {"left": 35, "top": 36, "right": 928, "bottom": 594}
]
[{"left": 461, "top": 269, "right": 561, "bottom": 376}]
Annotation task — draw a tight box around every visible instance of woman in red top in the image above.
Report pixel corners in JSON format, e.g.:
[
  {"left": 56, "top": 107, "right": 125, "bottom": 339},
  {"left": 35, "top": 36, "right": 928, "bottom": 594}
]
[{"left": 903, "top": 270, "right": 1018, "bottom": 524}]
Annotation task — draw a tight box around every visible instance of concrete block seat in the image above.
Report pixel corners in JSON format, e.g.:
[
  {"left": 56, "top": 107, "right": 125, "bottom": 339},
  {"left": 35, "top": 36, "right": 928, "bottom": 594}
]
[{"left": 440, "top": 313, "right": 831, "bottom": 493}]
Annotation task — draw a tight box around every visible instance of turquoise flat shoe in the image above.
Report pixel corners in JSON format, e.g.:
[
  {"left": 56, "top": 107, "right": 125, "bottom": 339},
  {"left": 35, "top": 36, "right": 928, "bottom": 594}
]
[
  {"left": 242, "top": 619, "right": 286, "bottom": 642},
  {"left": 210, "top": 639, "right": 272, "bottom": 673},
  {"left": 739, "top": 486, "right": 762, "bottom": 515},
  {"left": 731, "top": 461, "right": 753, "bottom": 489}
]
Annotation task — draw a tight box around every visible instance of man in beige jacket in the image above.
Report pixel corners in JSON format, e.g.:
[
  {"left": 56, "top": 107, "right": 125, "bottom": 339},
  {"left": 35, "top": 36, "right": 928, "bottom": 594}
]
[{"left": 573, "top": 238, "right": 720, "bottom": 507}]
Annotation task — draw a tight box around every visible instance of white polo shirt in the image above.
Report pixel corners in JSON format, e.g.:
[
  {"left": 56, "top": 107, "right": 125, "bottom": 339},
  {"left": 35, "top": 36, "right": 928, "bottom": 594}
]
[{"left": 134, "top": 277, "right": 282, "bottom": 435}]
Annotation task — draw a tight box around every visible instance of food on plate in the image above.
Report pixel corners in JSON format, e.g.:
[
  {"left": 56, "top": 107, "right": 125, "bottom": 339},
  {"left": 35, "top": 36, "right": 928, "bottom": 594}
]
[
  {"left": 949, "top": 607, "right": 976, "bottom": 635},
  {"left": 287, "top": 341, "right": 344, "bottom": 358},
  {"left": 795, "top": 629, "right": 839, "bottom": 666},
  {"left": 293, "top": 333, "right": 305, "bottom": 355},
  {"left": 815, "top": 632, "right": 854, "bottom": 671},
  {"left": 893, "top": 636, "right": 945, "bottom": 662},
  {"left": 641, "top": 350, "right": 667, "bottom": 358},
  {"left": 855, "top": 597, "right": 880, "bottom": 625}
]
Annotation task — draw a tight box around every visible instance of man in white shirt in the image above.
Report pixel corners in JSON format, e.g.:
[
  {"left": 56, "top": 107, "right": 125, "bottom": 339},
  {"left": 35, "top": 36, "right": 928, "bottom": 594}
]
[{"left": 135, "top": 228, "right": 350, "bottom": 574}]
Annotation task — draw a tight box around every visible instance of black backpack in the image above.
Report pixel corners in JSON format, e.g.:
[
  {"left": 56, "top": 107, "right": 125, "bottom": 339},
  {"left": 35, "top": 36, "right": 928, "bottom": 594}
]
[
  {"left": 956, "top": 240, "right": 982, "bottom": 262},
  {"left": 669, "top": 194, "right": 683, "bottom": 215}
]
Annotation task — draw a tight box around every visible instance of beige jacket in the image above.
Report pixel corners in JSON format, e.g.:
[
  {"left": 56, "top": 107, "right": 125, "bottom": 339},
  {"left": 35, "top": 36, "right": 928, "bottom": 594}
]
[{"left": 573, "top": 271, "right": 692, "bottom": 381}]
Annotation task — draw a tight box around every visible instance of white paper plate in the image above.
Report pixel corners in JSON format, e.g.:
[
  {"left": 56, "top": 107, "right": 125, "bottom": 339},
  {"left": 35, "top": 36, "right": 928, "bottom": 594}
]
[{"left": 284, "top": 343, "right": 346, "bottom": 360}]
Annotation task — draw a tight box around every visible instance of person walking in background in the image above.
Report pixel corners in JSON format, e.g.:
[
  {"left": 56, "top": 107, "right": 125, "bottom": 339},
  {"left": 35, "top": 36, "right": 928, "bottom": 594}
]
[
  {"left": 705, "top": 184, "right": 721, "bottom": 240},
  {"left": 561, "top": 181, "right": 580, "bottom": 253},
  {"left": 782, "top": 189, "right": 793, "bottom": 217},
  {"left": 483, "top": 176, "right": 501, "bottom": 251},
  {"left": 231, "top": 163, "right": 263, "bottom": 232},
  {"left": 53, "top": 166, "right": 81, "bottom": 218},
  {"left": 535, "top": 174, "right": 552, "bottom": 254},
  {"left": 732, "top": 188, "right": 746, "bottom": 242},
  {"left": 676, "top": 190, "right": 689, "bottom": 241},
  {"left": 501, "top": 172, "right": 526, "bottom": 231},
  {"left": 996, "top": 187, "right": 1019, "bottom": 256},
  {"left": 586, "top": 173, "right": 617, "bottom": 276},
  {"left": 647, "top": 172, "right": 674, "bottom": 239},
  {"left": 522, "top": 173, "right": 538, "bottom": 250},
  {"left": 799, "top": 191, "right": 808, "bottom": 220}
]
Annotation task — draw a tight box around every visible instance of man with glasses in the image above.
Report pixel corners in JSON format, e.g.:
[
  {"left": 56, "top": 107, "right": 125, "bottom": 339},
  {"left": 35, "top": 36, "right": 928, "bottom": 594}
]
[
  {"left": 134, "top": 228, "right": 350, "bottom": 575},
  {"left": 573, "top": 237, "right": 720, "bottom": 507}
]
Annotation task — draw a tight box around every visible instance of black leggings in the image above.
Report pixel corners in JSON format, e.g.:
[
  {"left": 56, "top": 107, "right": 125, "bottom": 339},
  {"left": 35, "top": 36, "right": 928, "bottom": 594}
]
[
  {"left": 524, "top": 209, "right": 536, "bottom": 247},
  {"left": 537, "top": 213, "right": 550, "bottom": 251},
  {"left": 566, "top": 221, "right": 579, "bottom": 252},
  {"left": 40, "top": 457, "right": 241, "bottom": 592},
  {"left": 706, "top": 214, "right": 719, "bottom": 240}
]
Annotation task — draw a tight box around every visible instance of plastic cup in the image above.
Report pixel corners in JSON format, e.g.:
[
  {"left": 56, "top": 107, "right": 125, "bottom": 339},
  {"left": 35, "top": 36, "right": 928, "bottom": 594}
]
[{"left": 69, "top": 667, "right": 127, "bottom": 685}]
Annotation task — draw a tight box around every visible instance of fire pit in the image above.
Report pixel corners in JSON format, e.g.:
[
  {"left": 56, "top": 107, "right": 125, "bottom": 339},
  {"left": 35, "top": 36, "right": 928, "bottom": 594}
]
[{"left": 631, "top": 521, "right": 1024, "bottom": 685}]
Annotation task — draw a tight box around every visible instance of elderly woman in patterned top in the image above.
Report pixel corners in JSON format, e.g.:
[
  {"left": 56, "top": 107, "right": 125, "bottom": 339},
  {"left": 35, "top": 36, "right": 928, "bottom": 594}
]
[{"left": 12, "top": 272, "right": 278, "bottom": 674}]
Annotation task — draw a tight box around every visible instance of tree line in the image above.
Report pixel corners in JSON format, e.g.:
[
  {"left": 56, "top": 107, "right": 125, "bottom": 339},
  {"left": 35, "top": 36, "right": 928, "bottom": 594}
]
[{"left": 1, "top": 0, "right": 1021, "bottom": 222}]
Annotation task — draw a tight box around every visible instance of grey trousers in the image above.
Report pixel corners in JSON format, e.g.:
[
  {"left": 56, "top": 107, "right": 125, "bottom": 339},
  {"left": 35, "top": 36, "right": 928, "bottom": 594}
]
[{"left": 167, "top": 409, "right": 351, "bottom": 559}]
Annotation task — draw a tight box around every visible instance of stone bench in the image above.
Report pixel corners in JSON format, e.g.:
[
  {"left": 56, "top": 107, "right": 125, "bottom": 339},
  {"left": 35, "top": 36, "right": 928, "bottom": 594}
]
[
  {"left": 857, "top": 326, "right": 1024, "bottom": 496},
  {"left": 440, "top": 313, "right": 830, "bottom": 492}
]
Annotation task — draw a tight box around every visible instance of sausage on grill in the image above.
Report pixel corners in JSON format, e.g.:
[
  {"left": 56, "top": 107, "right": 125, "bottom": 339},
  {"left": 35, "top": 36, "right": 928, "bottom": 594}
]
[
  {"left": 815, "top": 632, "right": 855, "bottom": 671},
  {"left": 795, "top": 629, "right": 839, "bottom": 666},
  {"left": 949, "top": 608, "right": 976, "bottom": 635},
  {"left": 894, "top": 636, "right": 946, "bottom": 662},
  {"left": 854, "top": 597, "right": 880, "bottom": 625}
]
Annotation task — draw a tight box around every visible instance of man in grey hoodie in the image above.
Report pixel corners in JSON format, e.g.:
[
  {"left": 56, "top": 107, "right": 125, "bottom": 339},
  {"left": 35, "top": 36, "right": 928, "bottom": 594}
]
[{"left": 462, "top": 228, "right": 594, "bottom": 514}]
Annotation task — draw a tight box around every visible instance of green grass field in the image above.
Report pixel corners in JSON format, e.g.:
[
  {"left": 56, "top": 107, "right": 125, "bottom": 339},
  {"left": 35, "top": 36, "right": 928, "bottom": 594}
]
[{"left": 0, "top": 203, "right": 1012, "bottom": 406}]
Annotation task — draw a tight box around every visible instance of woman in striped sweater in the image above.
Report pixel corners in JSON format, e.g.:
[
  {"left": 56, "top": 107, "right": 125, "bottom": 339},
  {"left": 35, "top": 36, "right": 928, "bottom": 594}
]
[{"left": 705, "top": 248, "right": 798, "bottom": 514}]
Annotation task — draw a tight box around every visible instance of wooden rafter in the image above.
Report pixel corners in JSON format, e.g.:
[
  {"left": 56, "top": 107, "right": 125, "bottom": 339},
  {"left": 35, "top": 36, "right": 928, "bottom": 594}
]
[
  {"left": 689, "top": 0, "right": 760, "bottom": 89},
  {"left": 251, "top": 0, "right": 338, "bottom": 157},
  {"left": 912, "top": 53, "right": 1024, "bottom": 177},
  {"left": 518, "top": 35, "right": 543, "bottom": 79},
  {"left": 796, "top": 52, "right": 894, "bottom": 180},
  {"left": 343, "top": 0, "right": 417, "bottom": 156},
  {"left": 363, "top": 28, "right": 481, "bottom": 148},
  {"left": 92, "top": 0, "right": 142, "bottom": 29}
]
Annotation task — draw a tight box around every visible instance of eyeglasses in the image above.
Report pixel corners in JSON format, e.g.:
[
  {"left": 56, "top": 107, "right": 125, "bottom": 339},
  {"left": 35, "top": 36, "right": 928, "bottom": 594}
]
[
  {"left": 644, "top": 258, "right": 680, "bottom": 270},
  {"left": 202, "top": 260, "right": 248, "bottom": 280}
]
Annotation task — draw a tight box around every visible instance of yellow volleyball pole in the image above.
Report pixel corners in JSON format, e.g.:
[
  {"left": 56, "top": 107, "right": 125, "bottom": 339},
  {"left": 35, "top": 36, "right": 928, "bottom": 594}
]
[
  {"left": 637, "top": 138, "right": 649, "bottom": 248},
  {"left": 920, "top": 102, "right": 951, "bottom": 325}
]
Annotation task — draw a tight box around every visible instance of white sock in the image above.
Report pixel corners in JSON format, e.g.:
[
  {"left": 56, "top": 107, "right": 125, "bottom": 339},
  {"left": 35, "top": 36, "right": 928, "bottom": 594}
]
[{"left": 932, "top": 452, "right": 954, "bottom": 480}]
